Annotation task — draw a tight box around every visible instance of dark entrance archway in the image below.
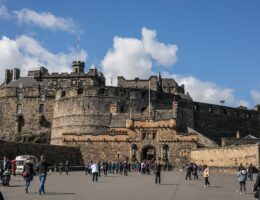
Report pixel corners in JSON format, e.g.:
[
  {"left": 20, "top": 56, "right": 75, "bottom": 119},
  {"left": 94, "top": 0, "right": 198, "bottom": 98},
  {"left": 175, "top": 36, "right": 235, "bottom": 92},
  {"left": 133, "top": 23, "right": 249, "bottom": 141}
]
[{"left": 141, "top": 145, "right": 156, "bottom": 161}]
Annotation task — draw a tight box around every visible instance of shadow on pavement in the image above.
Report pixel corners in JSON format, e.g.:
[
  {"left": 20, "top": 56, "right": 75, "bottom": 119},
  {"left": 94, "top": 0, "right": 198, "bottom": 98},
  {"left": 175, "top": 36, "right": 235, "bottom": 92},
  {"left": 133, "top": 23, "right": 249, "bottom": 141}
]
[
  {"left": 159, "top": 183, "right": 179, "bottom": 186},
  {"left": 44, "top": 192, "right": 76, "bottom": 195},
  {"left": 8, "top": 185, "right": 23, "bottom": 188}
]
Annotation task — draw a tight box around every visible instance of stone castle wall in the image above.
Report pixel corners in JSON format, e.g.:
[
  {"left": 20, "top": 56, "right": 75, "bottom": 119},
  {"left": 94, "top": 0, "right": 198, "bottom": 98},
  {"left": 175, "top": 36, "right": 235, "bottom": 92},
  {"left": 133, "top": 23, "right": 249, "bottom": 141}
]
[
  {"left": 177, "top": 101, "right": 260, "bottom": 143},
  {"left": 0, "top": 63, "right": 260, "bottom": 146},
  {"left": 191, "top": 144, "right": 260, "bottom": 168},
  {"left": 58, "top": 119, "right": 197, "bottom": 166},
  {"left": 0, "top": 140, "right": 83, "bottom": 165},
  {"left": 0, "top": 87, "right": 54, "bottom": 142}
]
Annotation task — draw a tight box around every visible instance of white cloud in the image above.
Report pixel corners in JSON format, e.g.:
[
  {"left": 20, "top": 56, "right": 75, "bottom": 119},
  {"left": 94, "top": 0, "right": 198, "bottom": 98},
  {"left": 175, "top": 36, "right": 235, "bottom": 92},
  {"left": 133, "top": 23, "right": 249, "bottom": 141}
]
[
  {"left": 0, "top": 35, "right": 87, "bottom": 83},
  {"left": 251, "top": 90, "right": 260, "bottom": 105},
  {"left": 13, "top": 8, "right": 79, "bottom": 34},
  {"left": 101, "top": 27, "right": 178, "bottom": 85},
  {"left": 0, "top": 3, "right": 11, "bottom": 19},
  {"left": 142, "top": 28, "right": 178, "bottom": 66},
  {"left": 164, "top": 72, "right": 250, "bottom": 107},
  {"left": 101, "top": 27, "right": 250, "bottom": 107}
]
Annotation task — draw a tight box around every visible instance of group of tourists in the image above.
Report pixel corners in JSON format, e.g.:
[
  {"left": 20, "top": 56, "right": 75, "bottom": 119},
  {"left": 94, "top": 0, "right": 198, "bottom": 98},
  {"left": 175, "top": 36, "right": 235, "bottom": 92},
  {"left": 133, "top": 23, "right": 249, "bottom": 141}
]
[
  {"left": 236, "top": 163, "right": 259, "bottom": 195},
  {"left": 2, "top": 155, "right": 260, "bottom": 200},
  {"left": 184, "top": 162, "right": 210, "bottom": 187},
  {"left": 0, "top": 155, "right": 48, "bottom": 195}
]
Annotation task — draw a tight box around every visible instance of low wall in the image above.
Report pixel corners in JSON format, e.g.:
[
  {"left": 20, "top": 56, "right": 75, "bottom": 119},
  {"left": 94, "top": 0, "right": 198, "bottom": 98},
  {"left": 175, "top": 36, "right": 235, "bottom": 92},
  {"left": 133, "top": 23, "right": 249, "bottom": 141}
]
[
  {"left": 191, "top": 144, "right": 260, "bottom": 169},
  {"left": 0, "top": 140, "right": 83, "bottom": 165}
]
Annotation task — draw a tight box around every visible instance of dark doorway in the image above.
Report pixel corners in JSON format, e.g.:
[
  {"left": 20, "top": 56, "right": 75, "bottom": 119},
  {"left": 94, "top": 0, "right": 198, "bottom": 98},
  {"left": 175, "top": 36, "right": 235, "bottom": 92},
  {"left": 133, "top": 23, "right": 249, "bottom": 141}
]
[{"left": 141, "top": 145, "right": 156, "bottom": 161}]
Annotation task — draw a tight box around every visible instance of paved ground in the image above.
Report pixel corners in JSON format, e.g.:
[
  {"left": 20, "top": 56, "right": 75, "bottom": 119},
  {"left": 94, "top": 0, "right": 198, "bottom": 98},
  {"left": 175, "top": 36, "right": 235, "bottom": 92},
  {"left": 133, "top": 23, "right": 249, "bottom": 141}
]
[{"left": 0, "top": 171, "right": 257, "bottom": 200}]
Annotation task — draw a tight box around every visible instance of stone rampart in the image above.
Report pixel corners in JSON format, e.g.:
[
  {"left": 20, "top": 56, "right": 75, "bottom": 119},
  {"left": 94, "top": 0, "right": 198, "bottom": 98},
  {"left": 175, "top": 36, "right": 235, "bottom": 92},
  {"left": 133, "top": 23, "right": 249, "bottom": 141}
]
[
  {"left": 191, "top": 144, "right": 260, "bottom": 168},
  {"left": 0, "top": 140, "right": 83, "bottom": 165}
]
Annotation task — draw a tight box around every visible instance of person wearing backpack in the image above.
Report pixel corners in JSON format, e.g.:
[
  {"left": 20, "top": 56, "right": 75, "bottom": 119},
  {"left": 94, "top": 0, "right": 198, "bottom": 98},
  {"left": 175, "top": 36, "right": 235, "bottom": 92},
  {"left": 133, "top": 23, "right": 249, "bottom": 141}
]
[{"left": 22, "top": 159, "right": 34, "bottom": 193}]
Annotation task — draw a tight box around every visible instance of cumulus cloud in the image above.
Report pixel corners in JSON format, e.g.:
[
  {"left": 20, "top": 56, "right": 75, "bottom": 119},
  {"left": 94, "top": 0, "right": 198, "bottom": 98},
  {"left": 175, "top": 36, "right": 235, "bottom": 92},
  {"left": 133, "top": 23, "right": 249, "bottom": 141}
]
[
  {"left": 163, "top": 72, "right": 250, "bottom": 107},
  {"left": 101, "top": 27, "right": 178, "bottom": 85},
  {"left": 0, "top": 3, "right": 80, "bottom": 34},
  {"left": 251, "top": 90, "right": 260, "bottom": 105},
  {"left": 142, "top": 28, "right": 178, "bottom": 66},
  {"left": 0, "top": 3, "right": 11, "bottom": 19},
  {"left": 13, "top": 8, "right": 79, "bottom": 34},
  {"left": 0, "top": 35, "right": 87, "bottom": 83}
]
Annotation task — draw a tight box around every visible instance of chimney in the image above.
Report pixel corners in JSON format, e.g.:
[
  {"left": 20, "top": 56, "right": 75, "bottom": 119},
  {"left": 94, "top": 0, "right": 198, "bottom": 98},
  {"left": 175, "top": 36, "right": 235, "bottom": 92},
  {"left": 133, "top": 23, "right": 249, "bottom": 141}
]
[
  {"left": 5, "top": 69, "right": 13, "bottom": 84},
  {"left": 13, "top": 68, "right": 20, "bottom": 80}
]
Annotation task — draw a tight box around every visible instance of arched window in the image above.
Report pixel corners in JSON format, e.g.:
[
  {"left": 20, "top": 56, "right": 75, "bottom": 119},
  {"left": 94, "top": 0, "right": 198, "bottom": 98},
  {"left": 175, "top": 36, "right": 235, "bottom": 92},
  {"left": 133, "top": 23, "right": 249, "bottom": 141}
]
[{"left": 61, "top": 91, "right": 66, "bottom": 97}]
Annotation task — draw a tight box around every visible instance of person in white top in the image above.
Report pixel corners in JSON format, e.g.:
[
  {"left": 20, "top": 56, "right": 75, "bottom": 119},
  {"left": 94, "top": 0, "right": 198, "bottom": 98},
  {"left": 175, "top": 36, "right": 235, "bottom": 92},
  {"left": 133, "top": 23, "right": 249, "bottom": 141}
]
[{"left": 91, "top": 162, "right": 99, "bottom": 182}]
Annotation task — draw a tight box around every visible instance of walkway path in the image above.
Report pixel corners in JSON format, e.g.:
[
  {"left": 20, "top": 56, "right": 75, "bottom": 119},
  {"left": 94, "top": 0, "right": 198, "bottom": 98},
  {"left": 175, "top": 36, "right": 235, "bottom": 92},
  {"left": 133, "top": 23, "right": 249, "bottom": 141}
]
[{"left": 0, "top": 171, "right": 256, "bottom": 200}]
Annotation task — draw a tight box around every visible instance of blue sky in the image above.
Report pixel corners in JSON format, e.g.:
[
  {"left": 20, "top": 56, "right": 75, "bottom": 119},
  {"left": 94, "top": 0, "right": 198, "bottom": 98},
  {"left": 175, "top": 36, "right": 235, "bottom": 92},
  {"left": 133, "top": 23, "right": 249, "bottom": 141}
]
[{"left": 0, "top": 0, "right": 259, "bottom": 108}]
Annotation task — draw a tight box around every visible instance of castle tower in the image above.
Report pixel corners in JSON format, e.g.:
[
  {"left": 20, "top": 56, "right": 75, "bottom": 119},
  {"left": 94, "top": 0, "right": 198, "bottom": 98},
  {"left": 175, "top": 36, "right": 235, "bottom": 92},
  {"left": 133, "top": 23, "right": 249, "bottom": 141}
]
[{"left": 72, "top": 61, "right": 85, "bottom": 74}]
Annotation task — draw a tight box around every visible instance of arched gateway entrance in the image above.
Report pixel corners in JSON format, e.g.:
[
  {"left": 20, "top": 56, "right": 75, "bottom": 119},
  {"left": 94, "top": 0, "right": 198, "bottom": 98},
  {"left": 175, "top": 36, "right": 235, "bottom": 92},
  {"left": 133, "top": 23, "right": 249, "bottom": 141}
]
[{"left": 141, "top": 145, "right": 156, "bottom": 161}]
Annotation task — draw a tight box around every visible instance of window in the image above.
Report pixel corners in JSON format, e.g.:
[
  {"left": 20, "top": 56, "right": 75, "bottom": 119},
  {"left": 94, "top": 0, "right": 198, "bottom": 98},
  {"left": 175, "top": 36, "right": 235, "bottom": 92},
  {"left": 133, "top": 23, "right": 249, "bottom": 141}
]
[
  {"left": 61, "top": 91, "right": 66, "bottom": 97},
  {"left": 17, "top": 92, "right": 23, "bottom": 100},
  {"left": 234, "top": 111, "right": 239, "bottom": 117},
  {"left": 43, "top": 82, "right": 48, "bottom": 89},
  {"left": 141, "top": 92, "right": 146, "bottom": 98},
  {"left": 72, "top": 80, "right": 77, "bottom": 85},
  {"left": 79, "top": 80, "right": 86, "bottom": 86},
  {"left": 39, "top": 104, "right": 44, "bottom": 113},
  {"left": 120, "top": 105, "right": 125, "bottom": 113},
  {"left": 78, "top": 88, "right": 83, "bottom": 95},
  {"left": 40, "top": 94, "right": 45, "bottom": 101},
  {"left": 16, "top": 104, "right": 22, "bottom": 114},
  {"left": 119, "top": 90, "right": 125, "bottom": 97},
  {"left": 152, "top": 132, "right": 156, "bottom": 140},
  {"left": 221, "top": 108, "right": 227, "bottom": 114},
  {"left": 246, "top": 113, "right": 251, "bottom": 118},
  {"left": 52, "top": 81, "right": 57, "bottom": 86},
  {"left": 208, "top": 107, "right": 213, "bottom": 112},
  {"left": 61, "top": 80, "right": 67, "bottom": 89},
  {"left": 99, "top": 88, "right": 105, "bottom": 95},
  {"left": 141, "top": 107, "right": 146, "bottom": 112},
  {"left": 194, "top": 105, "right": 199, "bottom": 111},
  {"left": 142, "top": 132, "right": 146, "bottom": 140}
]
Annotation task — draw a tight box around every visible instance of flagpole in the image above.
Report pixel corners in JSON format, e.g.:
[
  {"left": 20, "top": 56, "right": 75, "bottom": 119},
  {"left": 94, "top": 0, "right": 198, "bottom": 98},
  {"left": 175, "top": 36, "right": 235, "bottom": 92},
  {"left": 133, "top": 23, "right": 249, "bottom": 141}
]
[
  {"left": 149, "top": 80, "right": 151, "bottom": 119},
  {"left": 77, "top": 36, "right": 80, "bottom": 61}
]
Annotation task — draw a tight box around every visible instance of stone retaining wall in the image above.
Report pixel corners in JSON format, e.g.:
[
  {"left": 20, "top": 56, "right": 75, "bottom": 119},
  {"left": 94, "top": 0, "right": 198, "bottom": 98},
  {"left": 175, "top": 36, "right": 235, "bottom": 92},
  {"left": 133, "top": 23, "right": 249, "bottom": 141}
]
[
  {"left": 0, "top": 140, "right": 83, "bottom": 165},
  {"left": 191, "top": 144, "right": 260, "bottom": 168}
]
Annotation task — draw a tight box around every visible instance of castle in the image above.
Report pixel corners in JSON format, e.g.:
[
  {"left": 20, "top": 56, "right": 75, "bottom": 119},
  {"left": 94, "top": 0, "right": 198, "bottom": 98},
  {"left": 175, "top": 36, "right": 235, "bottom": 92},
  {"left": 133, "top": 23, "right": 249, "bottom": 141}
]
[{"left": 1, "top": 61, "right": 260, "bottom": 166}]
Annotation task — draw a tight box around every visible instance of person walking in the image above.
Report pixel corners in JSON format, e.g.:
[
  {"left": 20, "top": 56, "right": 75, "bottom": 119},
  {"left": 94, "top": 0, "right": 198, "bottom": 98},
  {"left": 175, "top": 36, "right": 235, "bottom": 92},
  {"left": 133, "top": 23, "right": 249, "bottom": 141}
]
[
  {"left": 22, "top": 159, "right": 34, "bottom": 193},
  {"left": 123, "top": 162, "right": 128, "bottom": 176},
  {"left": 91, "top": 162, "right": 99, "bottom": 182},
  {"left": 154, "top": 158, "right": 162, "bottom": 184},
  {"left": 247, "top": 163, "right": 254, "bottom": 181},
  {"left": 203, "top": 165, "right": 210, "bottom": 187},
  {"left": 103, "top": 161, "right": 108, "bottom": 176},
  {"left": 58, "top": 162, "right": 63, "bottom": 175},
  {"left": 237, "top": 167, "right": 247, "bottom": 194},
  {"left": 185, "top": 163, "right": 192, "bottom": 180},
  {"left": 65, "top": 160, "right": 69, "bottom": 175},
  {"left": 36, "top": 155, "right": 48, "bottom": 195},
  {"left": 193, "top": 163, "right": 199, "bottom": 180},
  {"left": 1, "top": 157, "right": 11, "bottom": 186},
  {"left": 253, "top": 172, "right": 260, "bottom": 200}
]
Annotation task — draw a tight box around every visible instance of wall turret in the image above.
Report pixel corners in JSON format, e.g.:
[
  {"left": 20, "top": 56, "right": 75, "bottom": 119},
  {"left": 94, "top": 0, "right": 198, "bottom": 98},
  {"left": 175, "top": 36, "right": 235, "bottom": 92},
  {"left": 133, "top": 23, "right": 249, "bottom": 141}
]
[
  {"left": 72, "top": 61, "right": 85, "bottom": 74},
  {"left": 5, "top": 69, "right": 13, "bottom": 84}
]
